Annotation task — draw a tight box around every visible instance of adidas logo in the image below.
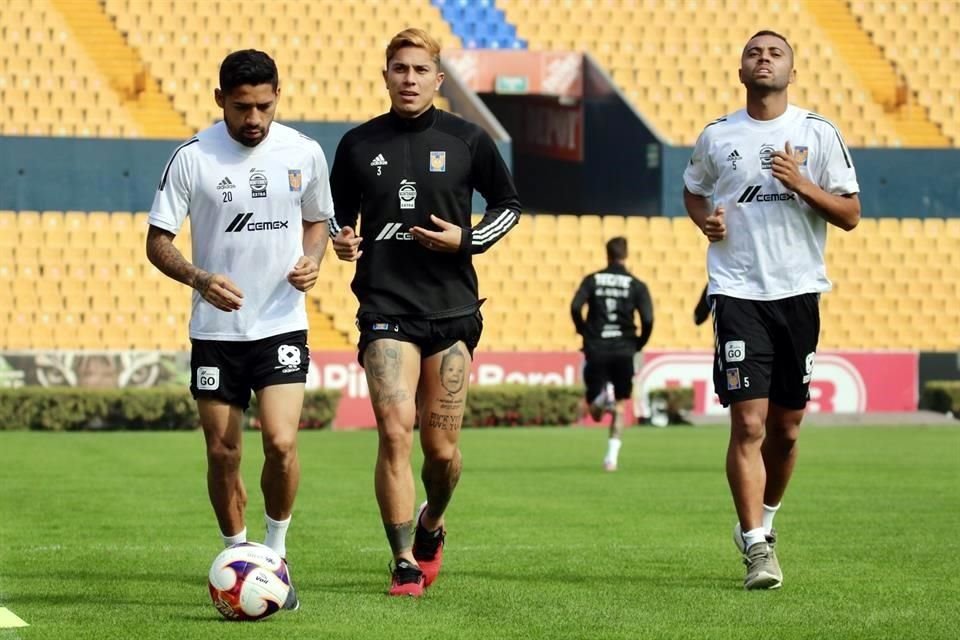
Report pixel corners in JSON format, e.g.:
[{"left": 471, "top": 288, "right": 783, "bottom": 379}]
[
  {"left": 726, "top": 150, "right": 741, "bottom": 162},
  {"left": 217, "top": 177, "right": 235, "bottom": 190},
  {"left": 370, "top": 154, "right": 388, "bottom": 167}
]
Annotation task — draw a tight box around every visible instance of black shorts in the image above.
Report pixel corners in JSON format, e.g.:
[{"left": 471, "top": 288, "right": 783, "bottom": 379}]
[
  {"left": 583, "top": 350, "right": 635, "bottom": 403},
  {"left": 356, "top": 312, "right": 483, "bottom": 365},
  {"left": 712, "top": 294, "right": 820, "bottom": 409},
  {"left": 190, "top": 330, "right": 309, "bottom": 410}
]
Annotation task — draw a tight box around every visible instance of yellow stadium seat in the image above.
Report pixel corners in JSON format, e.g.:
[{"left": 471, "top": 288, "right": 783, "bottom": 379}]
[
  {"left": 85, "top": 211, "right": 112, "bottom": 232},
  {"left": 0, "top": 211, "right": 16, "bottom": 233}
]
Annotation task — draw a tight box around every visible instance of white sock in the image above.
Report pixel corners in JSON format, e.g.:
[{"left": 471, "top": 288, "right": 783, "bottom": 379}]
[
  {"left": 264, "top": 513, "right": 292, "bottom": 559},
  {"left": 743, "top": 527, "right": 767, "bottom": 549},
  {"left": 605, "top": 437, "right": 622, "bottom": 463},
  {"left": 762, "top": 503, "right": 780, "bottom": 534},
  {"left": 222, "top": 527, "right": 247, "bottom": 548}
]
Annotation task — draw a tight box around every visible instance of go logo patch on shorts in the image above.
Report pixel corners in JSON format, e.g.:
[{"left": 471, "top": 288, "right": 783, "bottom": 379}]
[
  {"left": 725, "top": 340, "right": 746, "bottom": 363},
  {"left": 197, "top": 366, "right": 220, "bottom": 390}
]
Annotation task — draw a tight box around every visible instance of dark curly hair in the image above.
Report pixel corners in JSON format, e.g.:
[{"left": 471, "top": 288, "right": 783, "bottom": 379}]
[{"left": 219, "top": 50, "right": 278, "bottom": 93}]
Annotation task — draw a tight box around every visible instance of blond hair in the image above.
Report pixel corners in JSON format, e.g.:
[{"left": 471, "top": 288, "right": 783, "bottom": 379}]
[{"left": 385, "top": 28, "right": 441, "bottom": 67}]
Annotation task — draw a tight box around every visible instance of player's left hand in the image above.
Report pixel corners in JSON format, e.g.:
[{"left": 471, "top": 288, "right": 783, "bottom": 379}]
[
  {"left": 287, "top": 256, "right": 319, "bottom": 292},
  {"left": 410, "top": 214, "right": 462, "bottom": 253},
  {"left": 771, "top": 141, "right": 809, "bottom": 193}
]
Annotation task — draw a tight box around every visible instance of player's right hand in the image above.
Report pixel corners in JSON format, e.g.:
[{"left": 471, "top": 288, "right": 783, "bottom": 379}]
[
  {"left": 193, "top": 272, "right": 244, "bottom": 312},
  {"left": 703, "top": 206, "right": 726, "bottom": 242},
  {"left": 333, "top": 226, "right": 363, "bottom": 261}
]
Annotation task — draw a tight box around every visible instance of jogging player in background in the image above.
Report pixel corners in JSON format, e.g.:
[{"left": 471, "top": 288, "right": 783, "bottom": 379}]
[
  {"left": 683, "top": 30, "right": 860, "bottom": 590},
  {"left": 571, "top": 236, "right": 654, "bottom": 472},
  {"left": 329, "top": 28, "right": 521, "bottom": 597},
  {"left": 146, "top": 49, "right": 335, "bottom": 610}
]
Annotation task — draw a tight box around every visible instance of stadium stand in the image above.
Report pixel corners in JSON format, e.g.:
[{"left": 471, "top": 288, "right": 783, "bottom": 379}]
[
  {"left": 101, "top": 0, "right": 458, "bottom": 134},
  {"left": 0, "top": 0, "right": 144, "bottom": 137},
  {"left": 498, "top": 0, "right": 951, "bottom": 147},
  {"left": 2, "top": 0, "right": 952, "bottom": 146},
  {"left": 1, "top": 211, "right": 956, "bottom": 353},
  {"left": 435, "top": 0, "right": 526, "bottom": 49},
  {"left": 1, "top": 1, "right": 958, "bottom": 356},
  {"left": 848, "top": 0, "right": 960, "bottom": 145}
]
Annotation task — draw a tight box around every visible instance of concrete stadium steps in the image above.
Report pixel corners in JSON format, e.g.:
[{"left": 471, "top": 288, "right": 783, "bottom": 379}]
[
  {"left": 803, "top": 0, "right": 948, "bottom": 147},
  {"left": 849, "top": 0, "right": 959, "bottom": 146},
  {"left": 307, "top": 299, "right": 352, "bottom": 351},
  {"left": 101, "top": 0, "right": 457, "bottom": 130},
  {"left": 48, "top": 0, "right": 190, "bottom": 138}
]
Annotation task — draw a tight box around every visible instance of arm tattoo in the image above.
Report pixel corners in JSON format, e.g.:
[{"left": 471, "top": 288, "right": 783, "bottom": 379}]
[
  {"left": 194, "top": 272, "right": 213, "bottom": 295},
  {"left": 365, "top": 342, "right": 410, "bottom": 407},
  {"left": 383, "top": 520, "right": 414, "bottom": 555},
  {"left": 146, "top": 227, "right": 203, "bottom": 289}
]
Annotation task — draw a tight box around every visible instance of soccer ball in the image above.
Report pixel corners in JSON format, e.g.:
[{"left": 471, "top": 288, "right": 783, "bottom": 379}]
[{"left": 208, "top": 542, "right": 291, "bottom": 621}]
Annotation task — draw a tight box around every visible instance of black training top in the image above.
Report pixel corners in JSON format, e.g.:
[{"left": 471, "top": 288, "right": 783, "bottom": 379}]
[
  {"left": 330, "top": 106, "right": 521, "bottom": 319},
  {"left": 570, "top": 263, "right": 655, "bottom": 354}
]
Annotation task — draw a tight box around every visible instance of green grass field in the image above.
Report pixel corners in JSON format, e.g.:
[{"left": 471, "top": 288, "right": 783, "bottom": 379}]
[{"left": 1, "top": 425, "right": 958, "bottom": 639}]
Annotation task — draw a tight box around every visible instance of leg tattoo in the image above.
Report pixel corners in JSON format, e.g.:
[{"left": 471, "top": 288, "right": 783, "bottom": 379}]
[
  {"left": 427, "top": 412, "right": 462, "bottom": 431},
  {"left": 366, "top": 342, "right": 410, "bottom": 408},
  {"left": 384, "top": 520, "right": 414, "bottom": 555},
  {"left": 421, "top": 451, "right": 462, "bottom": 521}
]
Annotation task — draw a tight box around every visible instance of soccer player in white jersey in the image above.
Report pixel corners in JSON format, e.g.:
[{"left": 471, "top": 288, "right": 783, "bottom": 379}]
[
  {"left": 146, "top": 50, "right": 334, "bottom": 609},
  {"left": 683, "top": 31, "right": 860, "bottom": 590}
]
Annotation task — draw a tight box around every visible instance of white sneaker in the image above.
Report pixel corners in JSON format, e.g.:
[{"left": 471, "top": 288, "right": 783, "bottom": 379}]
[
  {"left": 733, "top": 523, "right": 782, "bottom": 585},
  {"left": 603, "top": 459, "right": 617, "bottom": 472},
  {"left": 743, "top": 541, "right": 781, "bottom": 590}
]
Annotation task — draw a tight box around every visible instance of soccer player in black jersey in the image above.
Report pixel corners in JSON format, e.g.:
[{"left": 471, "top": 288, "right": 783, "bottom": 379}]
[
  {"left": 571, "top": 237, "right": 654, "bottom": 472},
  {"left": 329, "top": 28, "right": 521, "bottom": 597}
]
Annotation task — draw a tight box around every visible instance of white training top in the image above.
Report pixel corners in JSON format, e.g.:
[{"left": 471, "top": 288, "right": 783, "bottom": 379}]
[
  {"left": 683, "top": 105, "right": 859, "bottom": 301},
  {"left": 149, "top": 121, "right": 334, "bottom": 341}
]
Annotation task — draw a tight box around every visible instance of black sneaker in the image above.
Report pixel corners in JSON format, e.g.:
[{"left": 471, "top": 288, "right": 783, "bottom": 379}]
[{"left": 388, "top": 559, "right": 425, "bottom": 597}]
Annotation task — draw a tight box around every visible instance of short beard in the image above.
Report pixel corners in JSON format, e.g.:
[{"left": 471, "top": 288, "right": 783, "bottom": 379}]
[
  {"left": 744, "top": 79, "right": 788, "bottom": 95},
  {"left": 230, "top": 126, "right": 266, "bottom": 147}
]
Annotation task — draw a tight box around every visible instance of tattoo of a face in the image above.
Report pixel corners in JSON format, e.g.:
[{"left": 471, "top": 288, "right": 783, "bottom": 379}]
[
  {"left": 439, "top": 345, "right": 466, "bottom": 396},
  {"left": 428, "top": 412, "right": 462, "bottom": 431},
  {"left": 383, "top": 520, "right": 414, "bottom": 554},
  {"left": 366, "top": 342, "right": 410, "bottom": 407}
]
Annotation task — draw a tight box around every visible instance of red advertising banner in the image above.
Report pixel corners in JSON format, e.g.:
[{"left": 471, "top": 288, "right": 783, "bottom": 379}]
[
  {"left": 635, "top": 351, "right": 918, "bottom": 417},
  {"left": 309, "top": 350, "right": 919, "bottom": 428}
]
